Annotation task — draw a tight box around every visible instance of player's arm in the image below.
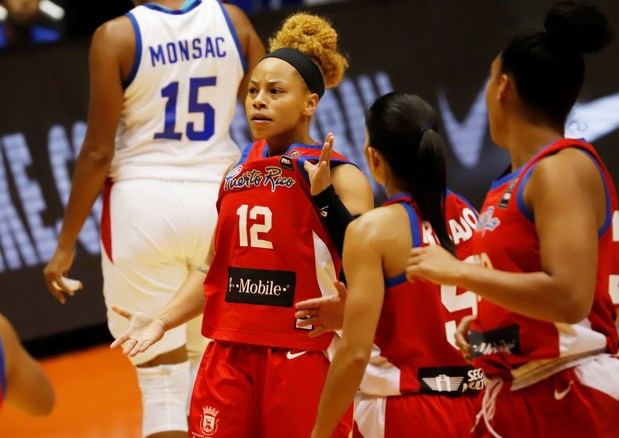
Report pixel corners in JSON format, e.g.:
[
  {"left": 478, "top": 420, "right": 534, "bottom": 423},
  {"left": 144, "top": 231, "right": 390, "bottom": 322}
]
[
  {"left": 44, "top": 17, "right": 133, "bottom": 302},
  {"left": 311, "top": 218, "right": 384, "bottom": 438},
  {"left": 331, "top": 164, "right": 374, "bottom": 216},
  {"left": 223, "top": 3, "right": 265, "bottom": 100},
  {"left": 407, "top": 149, "right": 603, "bottom": 324},
  {"left": 0, "top": 314, "right": 55, "bottom": 415}
]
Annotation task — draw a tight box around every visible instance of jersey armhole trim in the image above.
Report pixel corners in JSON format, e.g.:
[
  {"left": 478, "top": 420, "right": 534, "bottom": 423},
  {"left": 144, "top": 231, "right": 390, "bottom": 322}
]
[
  {"left": 384, "top": 202, "right": 420, "bottom": 287},
  {"left": 122, "top": 12, "right": 142, "bottom": 90},
  {"left": 516, "top": 148, "right": 611, "bottom": 237},
  {"left": 217, "top": 1, "right": 248, "bottom": 73}
]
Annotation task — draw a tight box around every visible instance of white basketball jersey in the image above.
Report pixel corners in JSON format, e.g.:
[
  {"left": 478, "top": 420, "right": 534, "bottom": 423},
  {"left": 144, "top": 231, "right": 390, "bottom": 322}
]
[{"left": 111, "top": 0, "right": 244, "bottom": 183}]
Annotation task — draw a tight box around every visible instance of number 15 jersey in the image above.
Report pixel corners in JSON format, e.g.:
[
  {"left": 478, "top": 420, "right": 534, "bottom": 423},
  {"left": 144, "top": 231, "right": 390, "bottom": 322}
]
[
  {"left": 111, "top": 0, "right": 245, "bottom": 183},
  {"left": 201, "top": 140, "right": 350, "bottom": 351}
]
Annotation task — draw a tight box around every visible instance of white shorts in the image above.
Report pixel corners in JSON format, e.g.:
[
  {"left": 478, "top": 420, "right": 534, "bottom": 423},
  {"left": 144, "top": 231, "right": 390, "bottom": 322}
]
[{"left": 101, "top": 179, "right": 219, "bottom": 365}]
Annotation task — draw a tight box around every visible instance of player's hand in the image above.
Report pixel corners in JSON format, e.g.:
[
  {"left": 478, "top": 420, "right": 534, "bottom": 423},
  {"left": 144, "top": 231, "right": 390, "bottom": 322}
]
[
  {"left": 455, "top": 315, "right": 475, "bottom": 362},
  {"left": 294, "top": 280, "right": 347, "bottom": 337},
  {"left": 109, "top": 306, "right": 166, "bottom": 357},
  {"left": 44, "top": 247, "right": 82, "bottom": 304},
  {"left": 406, "top": 245, "right": 462, "bottom": 285},
  {"left": 304, "top": 133, "right": 335, "bottom": 196}
]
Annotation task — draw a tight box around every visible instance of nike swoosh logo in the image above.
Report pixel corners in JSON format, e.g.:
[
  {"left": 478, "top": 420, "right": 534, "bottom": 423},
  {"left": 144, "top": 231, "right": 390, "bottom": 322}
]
[
  {"left": 554, "top": 381, "right": 574, "bottom": 400},
  {"left": 286, "top": 350, "right": 308, "bottom": 360}
]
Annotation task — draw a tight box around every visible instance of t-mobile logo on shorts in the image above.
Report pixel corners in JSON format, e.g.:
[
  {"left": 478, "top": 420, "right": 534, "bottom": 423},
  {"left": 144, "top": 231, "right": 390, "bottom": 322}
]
[{"left": 225, "top": 266, "right": 296, "bottom": 307}]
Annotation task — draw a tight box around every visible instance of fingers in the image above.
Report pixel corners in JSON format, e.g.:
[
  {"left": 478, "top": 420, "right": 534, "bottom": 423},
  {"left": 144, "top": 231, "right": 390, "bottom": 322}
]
[
  {"left": 308, "top": 326, "right": 327, "bottom": 338},
  {"left": 295, "top": 298, "right": 323, "bottom": 311},
  {"left": 333, "top": 281, "right": 347, "bottom": 298},
  {"left": 318, "top": 133, "right": 334, "bottom": 165},
  {"left": 110, "top": 333, "right": 129, "bottom": 349},
  {"left": 112, "top": 306, "right": 133, "bottom": 320}
]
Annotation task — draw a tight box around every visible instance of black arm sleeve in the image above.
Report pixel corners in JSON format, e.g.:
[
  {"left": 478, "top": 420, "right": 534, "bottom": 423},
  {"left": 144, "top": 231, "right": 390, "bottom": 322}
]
[{"left": 312, "top": 185, "right": 356, "bottom": 255}]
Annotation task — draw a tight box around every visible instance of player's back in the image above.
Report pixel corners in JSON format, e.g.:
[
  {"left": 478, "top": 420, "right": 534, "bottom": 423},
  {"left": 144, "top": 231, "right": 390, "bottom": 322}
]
[
  {"left": 359, "top": 191, "right": 483, "bottom": 397},
  {"left": 112, "top": 0, "right": 245, "bottom": 183}
]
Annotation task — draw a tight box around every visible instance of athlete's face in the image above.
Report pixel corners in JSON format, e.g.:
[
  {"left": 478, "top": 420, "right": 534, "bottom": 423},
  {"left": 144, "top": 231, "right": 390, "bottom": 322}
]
[{"left": 245, "top": 58, "right": 318, "bottom": 149}]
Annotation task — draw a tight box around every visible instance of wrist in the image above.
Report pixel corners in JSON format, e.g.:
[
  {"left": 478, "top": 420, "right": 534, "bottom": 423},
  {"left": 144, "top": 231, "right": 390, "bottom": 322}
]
[{"left": 312, "top": 184, "right": 337, "bottom": 207}]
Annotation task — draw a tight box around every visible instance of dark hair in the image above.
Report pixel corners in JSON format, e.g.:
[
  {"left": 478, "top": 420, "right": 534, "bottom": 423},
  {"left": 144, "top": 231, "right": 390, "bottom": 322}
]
[
  {"left": 366, "top": 92, "right": 455, "bottom": 254},
  {"left": 500, "top": 1, "right": 612, "bottom": 125}
]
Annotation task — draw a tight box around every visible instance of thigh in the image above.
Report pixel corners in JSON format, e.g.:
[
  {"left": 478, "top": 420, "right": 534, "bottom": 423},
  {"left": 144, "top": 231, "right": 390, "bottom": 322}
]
[
  {"left": 389, "top": 394, "right": 479, "bottom": 438},
  {"left": 189, "top": 342, "right": 257, "bottom": 438},
  {"left": 260, "top": 350, "right": 352, "bottom": 438},
  {"left": 102, "top": 181, "right": 195, "bottom": 364}
]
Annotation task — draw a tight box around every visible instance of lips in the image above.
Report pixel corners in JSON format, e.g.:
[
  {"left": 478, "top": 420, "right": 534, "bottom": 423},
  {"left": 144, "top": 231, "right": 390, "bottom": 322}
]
[{"left": 250, "top": 114, "right": 273, "bottom": 122}]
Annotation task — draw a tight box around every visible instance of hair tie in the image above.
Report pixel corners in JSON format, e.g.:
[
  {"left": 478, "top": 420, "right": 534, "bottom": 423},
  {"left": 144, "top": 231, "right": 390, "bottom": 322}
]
[{"left": 420, "top": 125, "right": 432, "bottom": 135}]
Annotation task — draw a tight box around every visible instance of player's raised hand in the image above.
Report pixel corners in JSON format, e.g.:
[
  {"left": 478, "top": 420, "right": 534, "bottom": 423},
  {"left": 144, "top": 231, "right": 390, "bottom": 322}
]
[
  {"left": 304, "top": 133, "right": 335, "bottom": 196},
  {"left": 294, "top": 280, "right": 347, "bottom": 337},
  {"left": 110, "top": 306, "right": 165, "bottom": 357}
]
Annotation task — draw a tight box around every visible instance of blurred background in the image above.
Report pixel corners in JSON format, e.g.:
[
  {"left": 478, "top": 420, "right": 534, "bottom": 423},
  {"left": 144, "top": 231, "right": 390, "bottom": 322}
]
[{"left": 0, "top": 0, "right": 618, "bottom": 434}]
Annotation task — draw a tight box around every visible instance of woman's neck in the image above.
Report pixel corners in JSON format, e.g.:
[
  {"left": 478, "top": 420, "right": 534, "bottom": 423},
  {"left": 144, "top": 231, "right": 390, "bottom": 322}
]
[
  {"left": 501, "top": 117, "right": 563, "bottom": 169},
  {"left": 265, "top": 131, "right": 317, "bottom": 156}
]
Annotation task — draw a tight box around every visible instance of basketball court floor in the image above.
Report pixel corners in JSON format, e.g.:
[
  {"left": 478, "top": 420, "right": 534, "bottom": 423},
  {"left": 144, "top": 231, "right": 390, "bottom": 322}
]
[{"left": 0, "top": 345, "right": 142, "bottom": 437}]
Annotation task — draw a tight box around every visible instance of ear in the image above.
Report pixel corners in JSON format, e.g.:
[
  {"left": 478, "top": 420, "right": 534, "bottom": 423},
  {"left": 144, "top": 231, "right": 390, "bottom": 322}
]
[
  {"left": 303, "top": 93, "right": 320, "bottom": 117},
  {"left": 496, "top": 73, "right": 511, "bottom": 102}
]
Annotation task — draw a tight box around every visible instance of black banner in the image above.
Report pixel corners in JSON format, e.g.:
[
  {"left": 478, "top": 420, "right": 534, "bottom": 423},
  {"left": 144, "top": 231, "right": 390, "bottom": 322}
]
[{"left": 1, "top": 0, "right": 618, "bottom": 341}]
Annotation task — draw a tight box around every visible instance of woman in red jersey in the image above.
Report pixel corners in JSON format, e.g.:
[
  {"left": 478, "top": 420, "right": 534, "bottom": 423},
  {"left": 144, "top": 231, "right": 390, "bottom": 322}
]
[
  {"left": 111, "top": 13, "right": 373, "bottom": 438},
  {"left": 307, "top": 92, "right": 484, "bottom": 438},
  {"left": 407, "top": 2, "right": 619, "bottom": 437}
]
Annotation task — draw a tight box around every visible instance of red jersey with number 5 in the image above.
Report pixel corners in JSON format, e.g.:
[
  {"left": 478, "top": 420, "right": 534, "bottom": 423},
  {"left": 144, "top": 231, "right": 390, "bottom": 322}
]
[
  {"left": 360, "top": 191, "right": 485, "bottom": 397},
  {"left": 201, "top": 140, "right": 350, "bottom": 351},
  {"left": 469, "top": 139, "right": 619, "bottom": 382}
]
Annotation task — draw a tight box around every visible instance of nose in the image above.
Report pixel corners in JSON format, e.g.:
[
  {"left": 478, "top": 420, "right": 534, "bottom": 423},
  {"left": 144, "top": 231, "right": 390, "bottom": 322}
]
[{"left": 252, "top": 89, "right": 267, "bottom": 109}]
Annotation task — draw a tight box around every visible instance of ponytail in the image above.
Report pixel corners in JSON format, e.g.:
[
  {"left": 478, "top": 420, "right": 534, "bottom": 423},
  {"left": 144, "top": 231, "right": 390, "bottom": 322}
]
[
  {"left": 409, "top": 129, "right": 454, "bottom": 254},
  {"left": 366, "top": 92, "right": 455, "bottom": 255}
]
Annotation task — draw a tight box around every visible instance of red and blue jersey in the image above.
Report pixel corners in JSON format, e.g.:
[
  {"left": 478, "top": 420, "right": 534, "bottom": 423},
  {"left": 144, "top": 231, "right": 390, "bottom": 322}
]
[
  {"left": 469, "top": 138, "right": 619, "bottom": 382},
  {"left": 360, "top": 191, "right": 485, "bottom": 397},
  {"left": 202, "top": 140, "right": 351, "bottom": 351}
]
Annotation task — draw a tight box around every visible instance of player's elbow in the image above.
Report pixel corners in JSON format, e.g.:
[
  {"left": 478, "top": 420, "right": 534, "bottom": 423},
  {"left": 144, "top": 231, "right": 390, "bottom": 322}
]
[{"left": 555, "top": 286, "right": 594, "bottom": 324}]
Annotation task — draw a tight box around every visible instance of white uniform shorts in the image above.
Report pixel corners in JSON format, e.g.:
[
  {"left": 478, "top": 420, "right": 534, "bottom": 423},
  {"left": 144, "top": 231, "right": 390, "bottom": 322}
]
[{"left": 101, "top": 179, "right": 219, "bottom": 365}]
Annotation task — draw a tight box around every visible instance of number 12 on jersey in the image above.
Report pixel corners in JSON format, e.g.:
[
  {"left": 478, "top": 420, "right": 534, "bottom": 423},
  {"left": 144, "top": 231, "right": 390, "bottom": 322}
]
[{"left": 237, "top": 204, "right": 273, "bottom": 249}]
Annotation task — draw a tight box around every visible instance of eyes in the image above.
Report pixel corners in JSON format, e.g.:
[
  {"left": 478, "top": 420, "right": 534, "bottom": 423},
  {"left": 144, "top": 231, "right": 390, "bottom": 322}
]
[{"left": 248, "top": 86, "right": 285, "bottom": 96}]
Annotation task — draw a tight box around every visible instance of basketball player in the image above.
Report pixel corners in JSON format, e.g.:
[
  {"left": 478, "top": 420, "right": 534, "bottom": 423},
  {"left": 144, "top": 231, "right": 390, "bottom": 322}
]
[
  {"left": 0, "top": 313, "right": 55, "bottom": 415},
  {"left": 111, "top": 13, "right": 373, "bottom": 438},
  {"left": 43, "top": 1, "right": 264, "bottom": 436},
  {"left": 407, "top": 2, "right": 619, "bottom": 436},
  {"left": 304, "top": 93, "right": 483, "bottom": 438}
]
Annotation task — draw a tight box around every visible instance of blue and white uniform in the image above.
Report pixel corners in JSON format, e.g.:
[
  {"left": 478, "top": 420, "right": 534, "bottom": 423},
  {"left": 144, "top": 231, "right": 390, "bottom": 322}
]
[{"left": 100, "top": 1, "right": 245, "bottom": 435}]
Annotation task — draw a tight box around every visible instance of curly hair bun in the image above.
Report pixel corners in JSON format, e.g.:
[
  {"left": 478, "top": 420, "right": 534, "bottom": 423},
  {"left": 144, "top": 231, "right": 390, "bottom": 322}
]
[
  {"left": 269, "top": 13, "right": 348, "bottom": 88},
  {"left": 544, "top": 1, "right": 613, "bottom": 55}
]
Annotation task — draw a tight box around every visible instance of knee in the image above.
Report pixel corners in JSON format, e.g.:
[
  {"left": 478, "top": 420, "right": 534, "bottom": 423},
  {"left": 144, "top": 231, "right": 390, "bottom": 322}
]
[{"left": 136, "top": 361, "right": 192, "bottom": 437}]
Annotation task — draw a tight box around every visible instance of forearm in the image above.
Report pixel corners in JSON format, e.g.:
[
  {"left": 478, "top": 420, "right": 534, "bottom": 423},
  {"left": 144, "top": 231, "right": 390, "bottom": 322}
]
[
  {"left": 456, "top": 264, "right": 588, "bottom": 323},
  {"left": 57, "top": 149, "right": 112, "bottom": 249},
  {"left": 157, "top": 270, "right": 206, "bottom": 330},
  {"left": 312, "top": 343, "right": 368, "bottom": 438}
]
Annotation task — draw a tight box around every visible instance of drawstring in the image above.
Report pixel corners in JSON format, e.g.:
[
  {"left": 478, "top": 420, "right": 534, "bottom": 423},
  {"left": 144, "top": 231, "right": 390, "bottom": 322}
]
[{"left": 471, "top": 377, "right": 504, "bottom": 438}]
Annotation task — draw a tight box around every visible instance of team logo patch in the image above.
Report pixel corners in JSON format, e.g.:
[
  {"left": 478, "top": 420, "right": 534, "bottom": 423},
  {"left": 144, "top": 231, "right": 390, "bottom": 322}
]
[
  {"left": 200, "top": 405, "right": 219, "bottom": 437},
  {"left": 418, "top": 366, "right": 484, "bottom": 394},
  {"left": 226, "top": 267, "right": 296, "bottom": 307},
  {"left": 280, "top": 156, "right": 294, "bottom": 170},
  {"left": 469, "top": 324, "right": 521, "bottom": 358},
  {"left": 498, "top": 180, "right": 517, "bottom": 209},
  {"left": 476, "top": 206, "right": 501, "bottom": 234},
  {"left": 289, "top": 150, "right": 301, "bottom": 158}
]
